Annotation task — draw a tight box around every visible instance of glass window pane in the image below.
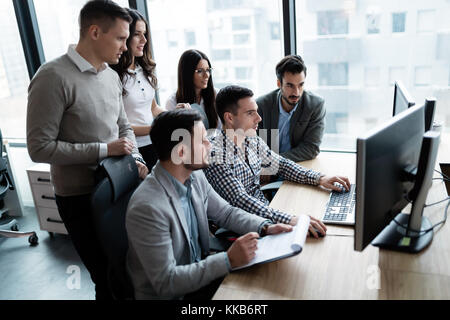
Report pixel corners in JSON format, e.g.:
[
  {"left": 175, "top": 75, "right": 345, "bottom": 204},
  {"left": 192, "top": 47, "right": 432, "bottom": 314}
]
[
  {"left": 366, "top": 12, "right": 381, "bottom": 34},
  {"left": 232, "top": 16, "right": 251, "bottom": 31},
  {"left": 147, "top": 0, "right": 283, "bottom": 105},
  {"left": 34, "top": 0, "right": 130, "bottom": 62},
  {"left": 0, "top": 1, "right": 30, "bottom": 139},
  {"left": 318, "top": 63, "right": 348, "bottom": 86},
  {"left": 317, "top": 10, "right": 349, "bottom": 35},
  {"left": 233, "top": 33, "right": 250, "bottom": 45},
  {"left": 296, "top": 0, "right": 450, "bottom": 151},
  {"left": 392, "top": 12, "right": 406, "bottom": 33},
  {"left": 185, "top": 30, "right": 197, "bottom": 46}
]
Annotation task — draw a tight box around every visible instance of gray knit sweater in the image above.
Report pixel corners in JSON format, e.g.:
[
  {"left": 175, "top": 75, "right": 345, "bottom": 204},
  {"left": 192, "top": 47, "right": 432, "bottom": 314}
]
[{"left": 27, "top": 47, "right": 139, "bottom": 196}]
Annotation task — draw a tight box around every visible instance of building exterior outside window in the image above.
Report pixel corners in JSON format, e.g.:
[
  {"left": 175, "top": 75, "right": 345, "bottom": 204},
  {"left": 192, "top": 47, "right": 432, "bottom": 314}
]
[
  {"left": 147, "top": 0, "right": 283, "bottom": 106},
  {"left": 296, "top": 0, "right": 450, "bottom": 151}
]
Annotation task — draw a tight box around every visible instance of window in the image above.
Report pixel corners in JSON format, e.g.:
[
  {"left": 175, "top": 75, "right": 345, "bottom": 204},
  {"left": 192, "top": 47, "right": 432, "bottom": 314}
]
[
  {"left": 270, "top": 22, "right": 281, "bottom": 40},
  {"left": 296, "top": 0, "right": 450, "bottom": 151},
  {"left": 417, "top": 10, "right": 435, "bottom": 33},
  {"left": 366, "top": 13, "right": 381, "bottom": 34},
  {"left": 233, "top": 34, "right": 250, "bottom": 45},
  {"left": 0, "top": 1, "right": 30, "bottom": 139},
  {"left": 392, "top": 12, "right": 406, "bottom": 33},
  {"left": 167, "top": 30, "right": 178, "bottom": 47},
  {"left": 33, "top": 0, "right": 129, "bottom": 62},
  {"left": 185, "top": 30, "right": 197, "bottom": 46},
  {"left": 147, "top": 0, "right": 283, "bottom": 105},
  {"left": 317, "top": 10, "right": 349, "bottom": 35},
  {"left": 414, "top": 66, "right": 431, "bottom": 86},
  {"left": 318, "top": 63, "right": 348, "bottom": 86},
  {"left": 207, "top": 0, "right": 244, "bottom": 11},
  {"left": 232, "top": 16, "right": 251, "bottom": 31},
  {"left": 212, "top": 49, "right": 232, "bottom": 60}
]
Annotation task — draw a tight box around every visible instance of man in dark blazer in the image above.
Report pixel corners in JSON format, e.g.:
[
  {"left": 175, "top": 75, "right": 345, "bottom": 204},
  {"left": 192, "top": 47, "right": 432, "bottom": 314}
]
[{"left": 256, "top": 55, "right": 325, "bottom": 163}]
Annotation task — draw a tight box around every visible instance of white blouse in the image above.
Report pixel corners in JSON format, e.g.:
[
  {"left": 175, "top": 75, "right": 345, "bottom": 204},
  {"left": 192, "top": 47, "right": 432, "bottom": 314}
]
[
  {"left": 122, "top": 65, "right": 155, "bottom": 148},
  {"left": 165, "top": 91, "right": 222, "bottom": 131}
]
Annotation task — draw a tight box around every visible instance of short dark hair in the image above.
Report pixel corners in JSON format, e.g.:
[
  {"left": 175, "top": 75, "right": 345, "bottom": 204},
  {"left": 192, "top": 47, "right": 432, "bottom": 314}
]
[
  {"left": 150, "top": 109, "right": 203, "bottom": 161},
  {"left": 216, "top": 85, "right": 254, "bottom": 124},
  {"left": 276, "top": 55, "right": 307, "bottom": 82},
  {"left": 79, "top": 0, "right": 132, "bottom": 38}
]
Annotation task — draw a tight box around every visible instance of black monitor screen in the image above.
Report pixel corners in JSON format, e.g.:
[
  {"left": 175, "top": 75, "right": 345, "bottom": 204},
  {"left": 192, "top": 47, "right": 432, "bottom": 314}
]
[
  {"left": 393, "top": 81, "right": 415, "bottom": 116},
  {"left": 355, "top": 104, "right": 425, "bottom": 251}
]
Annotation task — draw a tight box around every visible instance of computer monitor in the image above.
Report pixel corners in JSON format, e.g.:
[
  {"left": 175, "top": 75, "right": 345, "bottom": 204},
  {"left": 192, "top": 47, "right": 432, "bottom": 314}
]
[
  {"left": 355, "top": 104, "right": 441, "bottom": 253},
  {"left": 392, "top": 81, "right": 415, "bottom": 116}
]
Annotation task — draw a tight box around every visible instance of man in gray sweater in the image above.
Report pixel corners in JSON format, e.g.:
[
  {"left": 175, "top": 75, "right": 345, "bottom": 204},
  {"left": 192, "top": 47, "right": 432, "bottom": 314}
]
[
  {"left": 26, "top": 0, "right": 148, "bottom": 299},
  {"left": 256, "top": 55, "right": 326, "bottom": 163}
]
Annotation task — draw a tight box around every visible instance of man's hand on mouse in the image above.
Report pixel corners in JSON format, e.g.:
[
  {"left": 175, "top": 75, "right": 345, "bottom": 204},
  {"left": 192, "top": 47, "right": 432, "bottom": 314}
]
[
  {"left": 308, "top": 215, "right": 327, "bottom": 239},
  {"left": 318, "top": 175, "right": 351, "bottom": 192}
]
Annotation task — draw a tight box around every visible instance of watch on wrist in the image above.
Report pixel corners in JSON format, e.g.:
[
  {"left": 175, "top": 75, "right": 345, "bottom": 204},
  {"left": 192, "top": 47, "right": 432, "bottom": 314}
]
[{"left": 260, "top": 223, "right": 270, "bottom": 237}]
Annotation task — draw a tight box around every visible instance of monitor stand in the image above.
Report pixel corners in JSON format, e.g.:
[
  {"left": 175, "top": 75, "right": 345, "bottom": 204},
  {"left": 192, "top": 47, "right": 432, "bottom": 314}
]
[
  {"left": 372, "top": 213, "right": 433, "bottom": 253},
  {"left": 372, "top": 131, "right": 440, "bottom": 253}
]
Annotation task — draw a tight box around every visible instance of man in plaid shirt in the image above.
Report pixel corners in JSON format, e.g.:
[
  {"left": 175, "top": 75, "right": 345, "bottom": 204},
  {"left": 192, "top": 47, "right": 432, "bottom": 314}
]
[{"left": 204, "top": 85, "right": 351, "bottom": 238}]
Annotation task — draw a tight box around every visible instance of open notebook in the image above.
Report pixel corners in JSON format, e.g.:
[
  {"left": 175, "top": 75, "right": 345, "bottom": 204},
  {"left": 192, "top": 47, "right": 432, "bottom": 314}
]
[{"left": 232, "top": 214, "right": 310, "bottom": 271}]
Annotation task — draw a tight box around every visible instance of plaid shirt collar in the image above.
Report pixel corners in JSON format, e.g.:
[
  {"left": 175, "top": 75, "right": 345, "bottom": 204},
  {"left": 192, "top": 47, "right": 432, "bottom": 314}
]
[{"left": 211, "top": 130, "right": 262, "bottom": 169}]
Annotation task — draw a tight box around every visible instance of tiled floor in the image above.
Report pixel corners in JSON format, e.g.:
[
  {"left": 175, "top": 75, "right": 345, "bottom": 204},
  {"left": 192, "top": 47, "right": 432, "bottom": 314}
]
[{"left": 0, "top": 207, "right": 95, "bottom": 300}]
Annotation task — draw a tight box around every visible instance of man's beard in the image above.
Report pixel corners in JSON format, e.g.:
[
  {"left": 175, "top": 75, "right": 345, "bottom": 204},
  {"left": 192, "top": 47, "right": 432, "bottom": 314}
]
[
  {"left": 281, "top": 90, "right": 300, "bottom": 107},
  {"left": 183, "top": 159, "right": 209, "bottom": 171}
]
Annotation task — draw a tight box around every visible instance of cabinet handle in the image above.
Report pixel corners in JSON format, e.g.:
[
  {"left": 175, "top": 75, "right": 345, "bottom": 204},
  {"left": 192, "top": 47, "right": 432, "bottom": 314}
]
[
  {"left": 47, "top": 218, "right": 64, "bottom": 224},
  {"left": 37, "top": 178, "right": 51, "bottom": 183},
  {"left": 41, "top": 195, "right": 56, "bottom": 200}
]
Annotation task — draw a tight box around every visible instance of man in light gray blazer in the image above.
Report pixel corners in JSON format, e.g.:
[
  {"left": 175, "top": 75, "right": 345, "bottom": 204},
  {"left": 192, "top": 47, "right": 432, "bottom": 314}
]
[
  {"left": 256, "top": 55, "right": 326, "bottom": 163},
  {"left": 126, "top": 110, "right": 292, "bottom": 300}
]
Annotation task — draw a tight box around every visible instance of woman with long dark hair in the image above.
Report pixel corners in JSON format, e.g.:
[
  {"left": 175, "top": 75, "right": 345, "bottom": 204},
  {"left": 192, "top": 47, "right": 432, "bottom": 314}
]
[
  {"left": 111, "top": 8, "right": 164, "bottom": 170},
  {"left": 165, "top": 49, "right": 221, "bottom": 130}
]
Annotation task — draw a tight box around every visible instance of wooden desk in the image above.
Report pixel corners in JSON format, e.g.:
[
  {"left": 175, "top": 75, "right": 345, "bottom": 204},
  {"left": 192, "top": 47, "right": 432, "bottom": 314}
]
[{"left": 214, "top": 142, "right": 450, "bottom": 299}]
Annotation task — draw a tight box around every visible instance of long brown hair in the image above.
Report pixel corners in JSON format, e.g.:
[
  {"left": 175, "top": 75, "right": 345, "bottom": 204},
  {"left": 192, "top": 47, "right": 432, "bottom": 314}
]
[
  {"left": 110, "top": 8, "right": 157, "bottom": 95},
  {"left": 176, "top": 49, "right": 218, "bottom": 129}
]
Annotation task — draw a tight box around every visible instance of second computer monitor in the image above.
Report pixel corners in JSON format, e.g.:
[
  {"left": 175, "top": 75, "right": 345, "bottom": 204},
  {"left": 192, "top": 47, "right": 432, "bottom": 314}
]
[
  {"left": 355, "top": 104, "right": 426, "bottom": 252},
  {"left": 393, "top": 81, "right": 415, "bottom": 116}
]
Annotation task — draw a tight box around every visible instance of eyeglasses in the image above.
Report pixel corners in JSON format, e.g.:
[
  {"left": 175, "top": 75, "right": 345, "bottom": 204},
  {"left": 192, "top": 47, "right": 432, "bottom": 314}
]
[{"left": 194, "top": 68, "right": 213, "bottom": 76}]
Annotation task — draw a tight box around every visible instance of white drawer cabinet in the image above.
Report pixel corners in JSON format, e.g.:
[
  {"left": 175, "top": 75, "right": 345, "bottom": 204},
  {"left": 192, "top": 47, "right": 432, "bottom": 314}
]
[{"left": 26, "top": 164, "right": 68, "bottom": 235}]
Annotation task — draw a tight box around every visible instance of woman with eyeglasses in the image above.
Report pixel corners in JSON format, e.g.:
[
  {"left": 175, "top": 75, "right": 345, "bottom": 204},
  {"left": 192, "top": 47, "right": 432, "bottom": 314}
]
[
  {"left": 165, "top": 49, "right": 221, "bottom": 130},
  {"left": 111, "top": 8, "right": 165, "bottom": 170}
]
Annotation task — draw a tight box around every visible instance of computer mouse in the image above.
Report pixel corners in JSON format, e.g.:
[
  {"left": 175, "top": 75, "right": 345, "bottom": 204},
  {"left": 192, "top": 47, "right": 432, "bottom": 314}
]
[
  {"left": 309, "top": 227, "right": 325, "bottom": 238},
  {"left": 334, "top": 182, "right": 347, "bottom": 193}
]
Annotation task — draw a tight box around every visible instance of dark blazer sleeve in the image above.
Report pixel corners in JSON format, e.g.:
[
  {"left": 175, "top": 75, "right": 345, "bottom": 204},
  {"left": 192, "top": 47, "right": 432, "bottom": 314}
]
[
  {"left": 256, "top": 90, "right": 279, "bottom": 147},
  {"left": 282, "top": 93, "right": 326, "bottom": 162}
]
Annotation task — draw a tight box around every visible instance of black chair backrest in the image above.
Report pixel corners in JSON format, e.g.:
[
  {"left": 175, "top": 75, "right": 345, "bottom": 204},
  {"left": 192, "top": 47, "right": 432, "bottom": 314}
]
[
  {"left": 91, "top": 155, "right": 141, "bottom": 300},
  {"left": 0, "top": 128, "right": 3, "bottom": 155},
  {"left": 0, "top": 129, "right": 9, "bottom": 200}
]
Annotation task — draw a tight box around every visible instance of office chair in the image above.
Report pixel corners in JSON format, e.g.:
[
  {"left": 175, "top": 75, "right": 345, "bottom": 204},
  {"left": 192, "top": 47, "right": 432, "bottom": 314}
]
[
  {"left": 91, "top": 155, "right": 141, "bottom": 300},
  {"left": 0, "top": 129, "right": 38, "bottom": 245},
  {"left": 260, "top": 180, "right": 283, "bottom": 202}
]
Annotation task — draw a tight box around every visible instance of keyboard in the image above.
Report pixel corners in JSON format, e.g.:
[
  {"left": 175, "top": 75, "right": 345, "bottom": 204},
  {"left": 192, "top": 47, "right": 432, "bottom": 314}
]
[{"left": 322, "top": 184, "right": 356, "bottom": 225}]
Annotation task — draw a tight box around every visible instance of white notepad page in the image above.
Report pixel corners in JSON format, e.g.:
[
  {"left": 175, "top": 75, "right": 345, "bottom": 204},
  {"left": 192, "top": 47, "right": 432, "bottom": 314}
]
[{"left": 233, "top": 214, "right": 310, "bottom": 271}]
